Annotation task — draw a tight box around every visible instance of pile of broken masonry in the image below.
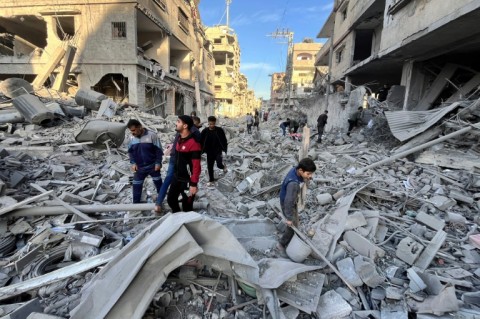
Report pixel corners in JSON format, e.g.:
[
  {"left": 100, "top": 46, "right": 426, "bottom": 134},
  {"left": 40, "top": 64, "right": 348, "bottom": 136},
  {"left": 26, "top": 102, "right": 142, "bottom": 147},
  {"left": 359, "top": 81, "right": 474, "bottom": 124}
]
[{"left": 0, "top": 80, "right": 479, "bottom": 319}]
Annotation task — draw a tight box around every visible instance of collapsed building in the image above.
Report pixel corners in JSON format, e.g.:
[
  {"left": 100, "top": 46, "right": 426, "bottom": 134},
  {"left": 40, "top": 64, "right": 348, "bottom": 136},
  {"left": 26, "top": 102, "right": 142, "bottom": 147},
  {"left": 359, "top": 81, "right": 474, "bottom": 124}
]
[{"left": 0, "top": 0, "right": 215, "bottom": 117}]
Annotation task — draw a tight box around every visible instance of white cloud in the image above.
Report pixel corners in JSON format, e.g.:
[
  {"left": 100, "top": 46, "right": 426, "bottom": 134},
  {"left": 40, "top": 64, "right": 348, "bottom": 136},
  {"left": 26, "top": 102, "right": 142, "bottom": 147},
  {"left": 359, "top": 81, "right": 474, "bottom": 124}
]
[{"left": 241, "top": 62, "right": 276, "bottom": 72}]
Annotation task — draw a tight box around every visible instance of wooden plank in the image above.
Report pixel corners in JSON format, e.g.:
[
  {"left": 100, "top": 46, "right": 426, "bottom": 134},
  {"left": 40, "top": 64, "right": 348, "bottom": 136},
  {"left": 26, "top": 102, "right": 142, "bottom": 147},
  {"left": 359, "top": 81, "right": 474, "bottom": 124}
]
[
  {"left": 447, "top": 73, "right": 480, "bottom": 103},
  {"left": 32, "top": 46, "right": 66, "bottom": 89}
]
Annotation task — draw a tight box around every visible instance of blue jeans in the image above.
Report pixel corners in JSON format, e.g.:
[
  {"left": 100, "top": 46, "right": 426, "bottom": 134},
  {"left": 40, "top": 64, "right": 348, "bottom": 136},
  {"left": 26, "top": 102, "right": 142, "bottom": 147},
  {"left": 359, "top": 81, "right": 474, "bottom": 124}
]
[
  {"left": 156, "top": 160, "right": 174, "bottom": 205},
  {"left": 133, "top": 164, "right": 162, "bottom": 203},
  {"left": 280, "top": 123, "right": 287, "bottom": 136}
]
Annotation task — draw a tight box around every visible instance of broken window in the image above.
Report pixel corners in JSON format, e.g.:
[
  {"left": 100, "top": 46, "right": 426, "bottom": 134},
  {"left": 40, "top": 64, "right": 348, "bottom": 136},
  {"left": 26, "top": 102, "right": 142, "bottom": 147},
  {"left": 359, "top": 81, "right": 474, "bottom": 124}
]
[
  {"left": 112, "top": 22, "right": 126, "bottom": 39},
  {"left": 215, "top": 71, "right": 221, "bottom": 76},
  {"left": 353, "top": 30, "right": 374, "bottom": 63},
  {"left": 92, "top": 74, "right": 128, "bottom": 103},
  {"left": 153, "top": 0, "right": 167, "bottom": 11},
  {"left": 215, "top": 85, "right": 221, "bottom": 91},
  {"left": 54, "top": 16, "right": 75, "bottom": 40},
  {"left": 335, "top": 48, "right": 344, "bottom": 64},
  {"left": 297, "top": 53, "right": 313, "bottom": 61},
  {"left": 214, "top": 38, "right": 221, "bottom": 44},
  {"left": 178, "top": 8, "right": 189, "bottom": 34}
]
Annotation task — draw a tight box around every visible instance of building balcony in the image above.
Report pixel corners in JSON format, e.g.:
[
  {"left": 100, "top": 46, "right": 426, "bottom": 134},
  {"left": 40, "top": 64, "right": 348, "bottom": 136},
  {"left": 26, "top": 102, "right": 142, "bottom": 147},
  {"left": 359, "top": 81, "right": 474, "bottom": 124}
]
[
  {"left": 215, "top": 90, "right": 234, "bottom": 100},
  {"left": 315, "top": 39, "right": 330, "bottom": 66},
  {"left": 212, "top": 43, "right": 236, "bottom": 55}
]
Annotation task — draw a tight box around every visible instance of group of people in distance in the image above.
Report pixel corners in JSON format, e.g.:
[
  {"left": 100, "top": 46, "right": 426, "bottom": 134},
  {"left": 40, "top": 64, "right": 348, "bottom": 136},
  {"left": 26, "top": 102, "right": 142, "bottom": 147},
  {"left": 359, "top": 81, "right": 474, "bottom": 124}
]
[{"left": 126, "top": 112, "right": 228, "bottom": 215}]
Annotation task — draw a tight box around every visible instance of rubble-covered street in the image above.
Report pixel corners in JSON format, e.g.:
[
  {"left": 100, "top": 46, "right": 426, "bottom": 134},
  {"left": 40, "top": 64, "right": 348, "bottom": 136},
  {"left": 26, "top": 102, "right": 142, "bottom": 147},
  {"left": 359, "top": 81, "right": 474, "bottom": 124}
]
[{"left": 0, "top": 79, "right": 480, "bottom": 318}]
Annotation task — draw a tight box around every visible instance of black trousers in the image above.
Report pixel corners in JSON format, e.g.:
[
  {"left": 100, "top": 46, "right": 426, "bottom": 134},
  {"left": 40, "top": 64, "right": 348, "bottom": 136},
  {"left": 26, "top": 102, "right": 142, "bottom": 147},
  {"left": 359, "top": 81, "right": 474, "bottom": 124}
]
[
  {"left": 206, "top": 152, "right": 225, "bottom": 182},
  {"left": 167, "top": 177, "right": 195, "bottom": 212},
  {"left": 317, "top": 125, "right": 325, "bottom": 142},
  {"left": 279, "top": 211, "right": 299, "bottom": 247},
  {"left": 348, "top": 119, "right": 357, "bottom": 132}
]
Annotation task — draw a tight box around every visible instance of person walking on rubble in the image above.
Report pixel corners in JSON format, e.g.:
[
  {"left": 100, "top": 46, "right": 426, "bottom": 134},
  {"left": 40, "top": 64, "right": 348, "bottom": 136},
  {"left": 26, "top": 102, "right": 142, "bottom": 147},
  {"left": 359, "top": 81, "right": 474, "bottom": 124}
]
[
  {"left": 127, "top": 119, "right": 163, "bottom": 205},
  {"left": 155, "top": 117, "right": 201, "bottom": 214},
  {"left": 201, "top": 116, "right": 228, "bottom": 187},
  {"left": 253, "top": 111, "right": 260, "bottom": 131},
  {"left": 279, "top": 118, "right": 290, "bottom": 136},
  {"left": 167, "top": 115, "right": 201, "bottom": 213},
  {"left": 290, "top": 118, "right": 300, "bottom": 134},
  {"left": 347, "top": 106, "right": 363, "bottom": 136},
  {"left": 277, "top": 158, "right": 317, "bottom": 250},
  {"left": 246, "top": 113, "right": 254, "bottom": 134},
  {"left": 316, "top": 110, "right": 328, "bottom": 143}
]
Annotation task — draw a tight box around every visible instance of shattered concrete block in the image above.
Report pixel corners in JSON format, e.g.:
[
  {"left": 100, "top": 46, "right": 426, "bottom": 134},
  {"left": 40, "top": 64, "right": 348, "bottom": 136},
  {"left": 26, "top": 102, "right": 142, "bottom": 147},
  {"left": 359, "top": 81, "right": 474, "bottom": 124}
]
[
  {"left": 316, "top": 193, "right": 333, "bottom": 205},
  {"left": 419, "top": 185, "right": 432, "bottom": 195},
  {"left": 415, "top": 212, "right": 445, "bottom": 231},
  {"left": 448, "top": 189, "right": 474, "bottom": 204},
  {"left": 429, "top": 195, "right": 456, "bottom": 211},
  {"left": 79, "top": 188, "right": 95, "bottom": 198},
  {"left": 354, "top": 256, "right": 385, "bottom": 288},
  {"left": 216, "top": 179, "right": 234, "bottom": 193},
  {"left": 336, "top": 257, "right": 363, "bottom": 287},
  {"left": 344, "top": 231, "right": 385, "bottom": 259},
  {"left": 414, "top": 230, "right": 447, "bottom": 271},
  {"left": 345, "top": 211, "right": 367, "bottom": 230},
  {"left": 381, "top": 300, "right": 408, "bottom": 319},
  {"left": 396, "top": 237, "right": 424, "bottom": 265},
  {"left": 4, "top": 298, "right": 42, "bottom": 319},
  {"left": 371, "top": 287, "right": 386, "bottom": 300},
  {"left": 10, "top": 171, "right": 27, "bottom": 188},
  {"left": 332, "top": 190, "right": 345, "bottom": 200},
  {"left": 408, "top": 286, "right": 459, "bottom": 316},
  {"left": 94, "top": 194, "right": 109, "bottom": 203},
  {"left": 50, "top": 165, "right": 66, "bottom": 180},
  {"left": 407, "top": 268, "right": 427, "bottom": 293},
  {"left": 469, "top": 234, "right": 480, "bottom": 249},
  {"left": 447, "top": 212, "right": 467, "bottom": 225},
  {"left": 416, "top": 272, "right": 444, "bottom": 295},
  {"left": 316, "top": 290, "right": 352, "bottom": 319},
  {"left": 67, "top": 229, "right": 104, "bottom": 247},
  {"left": 0, "top": 147, "right": 9, "bottom": 159},
  {"left": 462, "top": 291, "right": 480, "bottom": 306},
  {"left": 386, "top": 286, "right": 405, "bottom": 300}
]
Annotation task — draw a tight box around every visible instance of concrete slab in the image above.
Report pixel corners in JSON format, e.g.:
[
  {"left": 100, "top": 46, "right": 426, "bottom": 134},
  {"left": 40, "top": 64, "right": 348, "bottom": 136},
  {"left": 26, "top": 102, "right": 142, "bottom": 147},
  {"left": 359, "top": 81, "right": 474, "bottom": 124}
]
[
  {"left": 407, "top": 268, "right": 427, "bottom": 293},
  {"left": 380, "top": 300, "right": 408, "bottom": 319},
  {"left": 10, "top": 171, "right": 27, "bottom": 188},
  {"left": 414, "top": 230, "right": 447, "bottom": 271},
  {"left": 344, "top": 231, "right": 385, "bottom": 259},
  {"left": 429, "top": 195, "right": 456, "bottom": 211},
  {"left": 50, "top": 165, "right": 66, "bottom": 180},
  {"left": 345, "top": 211, "right": 367, "bottom": 230},
  {"left": 415, "top": 212, "right": 445, "bottom": 231},
  {"left": 277, "top": 271, "right": 325, "bottom": 314},
  {"left": 354, "top": 256, "right": 385, "bottom": 288},
  {"left": 385, "top": 287, "right": 405, "bottom": 300},
  {"left": 336, "top": 257, "right": 363, "bottom": 287},
  {"left": 396, "top": 237, "right": 424, "bottom": 265},
  {"left": 316, "top": 290, "right": 352, "bottom": 319}
]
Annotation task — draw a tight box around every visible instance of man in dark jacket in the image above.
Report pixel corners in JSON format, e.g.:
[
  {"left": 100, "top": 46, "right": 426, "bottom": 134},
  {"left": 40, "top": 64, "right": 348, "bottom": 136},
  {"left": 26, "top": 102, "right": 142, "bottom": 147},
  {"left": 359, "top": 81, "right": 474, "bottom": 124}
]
[
  {"left": 316, "top": 110, "right": 328, "bottom": 143},
  {"left": 347, "top": 106, "right": 363, "bottom": 136},
  {"left": 167, "top": 115, "right": 201, "bottom": 212},
  {"left": 127, "top": 119, "right": 163, "bottom": 204},
  {"left": 201, "top": 116, "right": 228, "bottom": 186},
  {"left": 277, "top": 158, "right": 316, "bottom": 249}
]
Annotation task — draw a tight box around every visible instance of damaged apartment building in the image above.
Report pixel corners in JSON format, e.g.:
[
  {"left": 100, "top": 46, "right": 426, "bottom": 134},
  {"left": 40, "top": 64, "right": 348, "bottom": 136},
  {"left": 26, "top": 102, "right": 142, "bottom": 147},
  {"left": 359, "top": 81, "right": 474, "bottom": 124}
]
[
  {"left": 316, "top": 0, "right": 480, "bottom": 111},
  {"left": 0, "top": 0, "right": 215, "bottom": 117},
  {"left": 206, "top": 25, "right": 260, "bottom": 117}
]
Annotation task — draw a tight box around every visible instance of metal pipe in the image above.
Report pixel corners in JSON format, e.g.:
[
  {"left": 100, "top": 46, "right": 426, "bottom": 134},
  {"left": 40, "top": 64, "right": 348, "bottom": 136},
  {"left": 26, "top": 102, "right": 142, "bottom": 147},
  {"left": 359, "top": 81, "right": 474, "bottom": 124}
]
[
  {"left": 9, "top": 203, "right": 155, "bottom": 217},
  {"left": 0, "top": 109, "right": 24, "bottom": 124}
]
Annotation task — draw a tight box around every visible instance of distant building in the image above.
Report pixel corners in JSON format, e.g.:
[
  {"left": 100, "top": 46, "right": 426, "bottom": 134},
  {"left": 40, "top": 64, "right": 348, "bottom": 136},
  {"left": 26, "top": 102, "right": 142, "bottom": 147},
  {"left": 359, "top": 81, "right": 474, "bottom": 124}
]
[
  {"left": 269, "top": 72, "right": 286, "bottom": 109},
  {"left": 205, "top": 25, "right": 259, "bottom": 117},
  {"left": 291, "top": 41, "right": 322, "bottom": 97},
  {"left": 0, "top": 0, "right": 216, "bottom": 117},
  {"left": 316, "top": 0, "right": 480, "bottom": 110}
]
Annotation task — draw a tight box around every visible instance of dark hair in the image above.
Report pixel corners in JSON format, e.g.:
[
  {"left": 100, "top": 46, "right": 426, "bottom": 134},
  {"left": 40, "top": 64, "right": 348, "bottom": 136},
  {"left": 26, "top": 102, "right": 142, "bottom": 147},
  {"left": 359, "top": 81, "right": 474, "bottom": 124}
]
[
  {"left": 358, "top": 107, "right": 363, "bottom": 110},
  {"left": 192, "top": 116, "right": 201, "bottom": 124},
  {"left": 208, "top": 116, "right": 217, "bottom": 122},
  {"left": 325, "top": 110, "right": 329, "bottom": 113},
  {"left": 127, "top": 119, "right": 141, "bottom": 128},
  {"left": 297, "top": 158, "right": 316, "bottom": 172},
  {"left": 190, "top": 111, "right": 197, "bottom": 117}
]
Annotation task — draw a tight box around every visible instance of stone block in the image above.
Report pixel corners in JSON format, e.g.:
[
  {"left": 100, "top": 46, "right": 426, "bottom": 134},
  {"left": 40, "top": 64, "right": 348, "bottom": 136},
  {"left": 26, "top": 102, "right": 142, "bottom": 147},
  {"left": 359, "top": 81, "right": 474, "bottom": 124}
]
[
  {"left": 79, "top": 188, "right": 95, "bottom": 198},
  {"left": 50, "top": 164, "right": 66, "bottom": 180},
  {"left": 449, "top": 189, "right": 474, "bottom": 205},
  {"left": 344, "top": 230, "right": 385, "bottom": 259},
  {"left": 371, "top": 287, "right": 386, "bottom": 300},
  {"left": 336, "top": 257, "right": 363, "bottom": 287},
  {"left": 0, "top": 147, "right": 8, "bottom": 159},
  {"left": 354, "top": 255, "right": 385, "bottom": 288},
  {"left": 429, "top": 195, "right": 456, "bottom": 211},
  {"left": 10, "top": 171, "right": 27, "bottom": 188},
  {"left": 415, "top": 211, "right": 445, "bottom": 231},
  {"left": 332, "top": 190, "right": 345, "bottom": 200},
  {"left": 316, "top": 193, "right": 333, "bottom": 205},
  {"left": 385, "top": 286, "right": 405, "bottom": 300},
  {"left": 345, "top": 211, "right": 367, "bottom": 230},
  {"left": 407, "top": 268, "right": 427, "bottom": 293},
  {"left": 396, "top": 237, "right": 424, "bottom": 265},
  {"left": 316, "top": 290, "right": 352, "bottom": 319}
]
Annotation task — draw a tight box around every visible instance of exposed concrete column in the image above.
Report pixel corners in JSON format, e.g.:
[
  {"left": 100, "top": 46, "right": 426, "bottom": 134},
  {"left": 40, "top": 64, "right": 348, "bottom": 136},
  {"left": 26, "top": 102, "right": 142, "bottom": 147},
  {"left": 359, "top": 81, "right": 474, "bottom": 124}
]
[
  {"left": 401, "top": 60, "right": 424, "bottom": 110},
  {"left": 129, "top": 68, "right": 141, "bottom": 105},
  {"left": 344, "top": 76, "right": 352, "bottom": 93},
  {"left": 158, "top": 35, "right": 170, "bottom": 69},
  {"left": 166, "top": 88, "right": 175, "bottom": 115}
]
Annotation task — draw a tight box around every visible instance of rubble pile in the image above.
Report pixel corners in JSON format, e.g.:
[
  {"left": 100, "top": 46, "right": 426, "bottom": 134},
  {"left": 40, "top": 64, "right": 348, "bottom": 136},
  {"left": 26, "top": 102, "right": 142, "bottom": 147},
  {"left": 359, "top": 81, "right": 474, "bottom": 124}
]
[{"left": 0, "top": 82, "right": 480, "bottom": 318}]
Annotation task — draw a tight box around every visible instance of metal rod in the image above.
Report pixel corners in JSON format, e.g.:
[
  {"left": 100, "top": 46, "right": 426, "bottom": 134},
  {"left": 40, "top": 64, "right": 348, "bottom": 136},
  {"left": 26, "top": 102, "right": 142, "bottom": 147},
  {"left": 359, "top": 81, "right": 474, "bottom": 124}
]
[{"left": 9, "top": 203, "right": 155, "bottom": 217}]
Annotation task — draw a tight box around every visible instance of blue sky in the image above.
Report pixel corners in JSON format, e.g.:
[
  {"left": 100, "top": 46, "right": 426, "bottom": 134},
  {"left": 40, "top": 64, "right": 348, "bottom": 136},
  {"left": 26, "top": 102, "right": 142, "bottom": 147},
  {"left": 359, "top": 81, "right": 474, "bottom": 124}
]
[{"left": 199, "top": 0, "right": 333, "bottom": 99}]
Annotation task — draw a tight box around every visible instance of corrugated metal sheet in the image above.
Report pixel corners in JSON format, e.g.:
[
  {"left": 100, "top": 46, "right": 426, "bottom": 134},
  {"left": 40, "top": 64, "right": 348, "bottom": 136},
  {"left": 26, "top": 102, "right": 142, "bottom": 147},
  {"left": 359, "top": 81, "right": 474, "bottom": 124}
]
[{"left": 385, "top": 102, "right": 460, "bottom": 142}]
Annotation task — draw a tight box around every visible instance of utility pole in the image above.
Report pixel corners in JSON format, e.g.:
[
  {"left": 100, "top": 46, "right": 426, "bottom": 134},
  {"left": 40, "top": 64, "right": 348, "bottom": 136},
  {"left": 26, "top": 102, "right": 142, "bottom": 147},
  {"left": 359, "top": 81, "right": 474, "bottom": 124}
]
[
  {"left": 267, "top": 28, "right": 294, "bottom": 109},
  {"left": 226, "top": 0, "right": 232, "bottom": 29}
]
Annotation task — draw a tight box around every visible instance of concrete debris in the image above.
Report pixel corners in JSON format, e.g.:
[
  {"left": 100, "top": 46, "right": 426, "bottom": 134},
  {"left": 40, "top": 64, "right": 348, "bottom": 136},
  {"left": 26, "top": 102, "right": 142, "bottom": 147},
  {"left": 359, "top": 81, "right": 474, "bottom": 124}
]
[{"left": 0, "top": 90, "right": 478, "bottom": 319}]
